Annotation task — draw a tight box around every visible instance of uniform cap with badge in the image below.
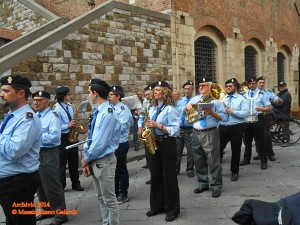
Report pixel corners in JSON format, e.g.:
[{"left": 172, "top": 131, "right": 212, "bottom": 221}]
[
  {"left": 55, "top": 86, "right": 70, "bottom": 96},
  {"left": 247, "top": 76, "right": 257, "bottom": 83},
  {"left": 183, "top": 81, "right": 194, "bottom": 88},
  {"left": 153, "top": 81, "right": 171, "bottom": 90},
  {"left": 197, "top": 77, "right": 213, "bottom": 85},
  {"left": 110, "top": 85, "right": 124, "bottom": 98},
  {"left": 0, "top": 75, "right": 31, "bottom": 90},
  {"left": 32, "top": 91, "right": 51, "bottom": 99}
]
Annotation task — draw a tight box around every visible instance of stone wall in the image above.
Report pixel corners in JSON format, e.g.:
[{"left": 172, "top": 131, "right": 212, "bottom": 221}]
[
  {"left": 11, "top": 7, "right": 171, "bottom": 100},
  {"left": 0, "top": 0, "right": 48, "bottom": 35}
]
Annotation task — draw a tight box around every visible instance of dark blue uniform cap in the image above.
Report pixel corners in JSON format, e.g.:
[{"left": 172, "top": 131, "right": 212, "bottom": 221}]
[
  {"left": 197, "top": 77, "right": 213, "bottom": 85},
  {"left": 247, "top": 76, "right": 257, "bottom": 83},
  {"left": 89, "top": 79, "right": 110, "bottom": 94},
  {"left": 56, "top": 86, "right": 70, "bottom": 96},
  {"left": 182, "top": 81, "right": 194, "bottom": 88},
  {"left": 0, "top": 75, "right": 31, "bottom": 89},
  {"left": 32, "top": 91, "right": 51, "bottom": 99},
  {"left": 153, "top": 81, "right": 171, "bottom": 90}
]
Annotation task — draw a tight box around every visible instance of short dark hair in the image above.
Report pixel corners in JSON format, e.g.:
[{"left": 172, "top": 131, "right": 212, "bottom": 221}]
[{"left": 90, "top": 86, "right": 109, "bottom": 99}]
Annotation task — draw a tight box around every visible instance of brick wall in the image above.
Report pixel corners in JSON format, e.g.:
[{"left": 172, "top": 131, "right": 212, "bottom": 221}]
[{"left": 0, "top": 0, "right": 47, "bottom": 35}]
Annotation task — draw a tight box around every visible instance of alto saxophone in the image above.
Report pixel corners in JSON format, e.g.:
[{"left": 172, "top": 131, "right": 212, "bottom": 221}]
[
  {"left": 68, "top": 104, "right": 84, "bottom": 143},
  {"left": 139, "top": 106, "right": 158, "bottom": 154}
]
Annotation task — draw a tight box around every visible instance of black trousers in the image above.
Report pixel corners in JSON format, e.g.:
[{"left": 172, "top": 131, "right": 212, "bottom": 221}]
[
  {"left": 264, "top": 116, "right": 275, "bottom": 157},
  {"left": 114, "top": 141, "right": 129, "bottom": 197},
  {"left": 0, "top": 171, "right": 40, "bottom": 225},
  {"left": 219, "top": 123, "right": 245, "bottom": 173},
  {"left": 243, "top": 115, "right": 267, "bottom": 163},
  {"left": 59, "top": 133, "right": 80, "bottom": 189},
  {"left": 144, "top": 144, "right": 152, "bottom": 174},
  {"left": 150, "top": 137, "right": 180, "bottom": 217}
]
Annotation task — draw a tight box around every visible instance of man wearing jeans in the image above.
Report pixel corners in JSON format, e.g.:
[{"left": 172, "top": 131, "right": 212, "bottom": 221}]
[{"left": 81, "top": 79, "right": 121, "bottom": 225}]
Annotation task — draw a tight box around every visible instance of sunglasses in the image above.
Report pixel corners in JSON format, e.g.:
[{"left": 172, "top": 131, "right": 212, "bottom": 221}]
[{"left": 225, "top": 85, "right": 233, "bottom": 88}]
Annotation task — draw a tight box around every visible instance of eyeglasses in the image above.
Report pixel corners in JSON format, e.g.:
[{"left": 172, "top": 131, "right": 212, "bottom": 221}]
[
  {"left": 199, "top": 84, "right": 209, "bottom": 87},
  {"left": 279, "top": 85, "right": 285, "bottom": 88},
  {"left": 225, "top": 85, "right": 233, "bottom": 88}
]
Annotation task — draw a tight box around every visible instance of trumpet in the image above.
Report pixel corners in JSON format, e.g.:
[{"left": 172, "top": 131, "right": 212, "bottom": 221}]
[{"left": 185, "top": 82, "right": 226, "bottom": 124}]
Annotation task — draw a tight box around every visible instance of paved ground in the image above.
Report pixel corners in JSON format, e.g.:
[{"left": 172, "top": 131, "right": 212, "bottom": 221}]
[{"left": 1, "top": 141, "right": 300, "bottom": 225}]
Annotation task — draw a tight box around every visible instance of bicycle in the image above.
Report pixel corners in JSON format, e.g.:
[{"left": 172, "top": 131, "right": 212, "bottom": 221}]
[{"left": 270, "top": 118, "right": 300, "bottom": 145}]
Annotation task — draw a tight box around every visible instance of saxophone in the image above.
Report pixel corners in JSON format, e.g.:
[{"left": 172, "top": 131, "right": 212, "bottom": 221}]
[
  {"left": 139, "top": 105, "right": 158, "bottom": 154},
  {"left": 68, "top": 104, "right": 84, "bottom": 143}
]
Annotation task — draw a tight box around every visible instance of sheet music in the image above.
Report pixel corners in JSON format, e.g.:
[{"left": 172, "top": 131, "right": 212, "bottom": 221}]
[{"left": 122, "top": 95, "right": 142, "bottom": 110}]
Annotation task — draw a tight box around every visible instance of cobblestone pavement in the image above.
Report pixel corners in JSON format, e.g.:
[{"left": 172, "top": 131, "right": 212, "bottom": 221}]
[{"left": 1, "top": 141, "right": 300, "bottom": 225}]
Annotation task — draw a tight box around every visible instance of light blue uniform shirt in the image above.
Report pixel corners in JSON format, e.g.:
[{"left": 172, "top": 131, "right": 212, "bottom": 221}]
[
  {"left": 138, "top": 100, "right": 151, "bottom": 128},
  {"left": 0, "top": 104, "right": 42, "bottom": 178},
  {"left": 245, "top": 88, "right": 271, "bottom": 115},
  {"left": 37, "top": 107, "right": 62, "bottom": 148},
  {"left": 189, "top": 95, "right": 227, "bottom": 130},
  {"left": 148, "top": 103, "right": 180, "bottom": 137},
  {"left": 83, "top": 101, "right": 121, "bottom": 163},
  {"left": 262, "top": 88, "right": 280, "bottom": 103},
  {"left": 220, "top": 92, "right": 250, "bottom": 126},
  {"left": 112, "top": 102, "right": 132, "bottom": 143},
  {"left": 53, "top": 102, "right": 74, "bottom": 134},
  {"left": 176, "top": 96, "right": 193, "bottom": 127}
]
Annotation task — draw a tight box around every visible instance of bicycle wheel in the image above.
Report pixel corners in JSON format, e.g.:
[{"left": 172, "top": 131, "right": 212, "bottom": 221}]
[
  {"left": 289, "top": 120, "right": 300, "bottom": 144},
  {"left": 270, "top": 123, "right": 283, "bottom": 143}
]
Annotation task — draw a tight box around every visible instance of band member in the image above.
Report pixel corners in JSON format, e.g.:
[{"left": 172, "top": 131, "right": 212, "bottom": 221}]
[
  {"left": 54, "top": 86, "right": 84, "bottom": 191},
  {"left": 219, "top": 78, "right": 250, "bottom": 181},
  {"left": 132, "top": 89, "right": 144, "bottom": 151},
  {"left": 172, "top": 90, "right": 181, "bottom": 103},
  {"left": 240, "top": 77, "right": 271, "bottom": 170},
  {"left": 254, "top": 76, "right": 282, "bottom": 161},
  {"left": 185, "top": 77, "right": 226, "bottom": 198},
  {"left": 175, "top": 81, "right": 195, "bottom": 177},
  {"left": 271, "top": 81, "right": 292, "bottom": 147},
  {"left": 81, "top": 79, "right": 121, "bottom": 225},
  {"left": 138, "top": 84, "right": 154, "bottom": 184},
  {"left": 109, "top": 85, "right": 133, "bottom": 204},
  {"left": 33, "top": 91, "right": 68, "bottom": 225},
  {"left": 145, "top": 81, "right": 180, "bottom": 222},
  {"left": 0, "top": 75, "right": 42, "bottom": 225}
]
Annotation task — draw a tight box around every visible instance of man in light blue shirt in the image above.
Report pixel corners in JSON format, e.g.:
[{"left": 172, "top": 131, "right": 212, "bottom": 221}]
[
  {"left": 54, "top": 86, "right": 83, "bottom": 191},
  {"left": 0, "top": 75, "right": 42, "bottom": 225},
  {"left": 254, "top": 76, "right": 282, "bottom": 161},
  {"left": 81, "top": 79, "right": 121, "bottom": 225},
  {"left": 175, "top": 81, "right": 195, "bottom": 178},
  {"left": 33, "top": 91, "right": 68, "bottom": 225},
  {"left": 219, "top": 78, "right": 250, "bottom": 181},
  {"left": 185, "top": 77, "right": 227, "bottom": 198},
  {"left": 240, "top": 77, "right": 272, "bottom": 170},
  {"left": 109, "top": 85, "right": 133, "bottom": 204}
]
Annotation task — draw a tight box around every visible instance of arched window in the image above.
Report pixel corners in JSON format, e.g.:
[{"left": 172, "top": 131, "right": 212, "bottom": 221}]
[
  {"left": 244, "top": 46, "right": 257, "bottom": 81},
  {"left": 277, "top": 52, "right": 285, "bottom": 84},
  {"left": 194, "top": 36, "right": 216, "bottom": 82}
]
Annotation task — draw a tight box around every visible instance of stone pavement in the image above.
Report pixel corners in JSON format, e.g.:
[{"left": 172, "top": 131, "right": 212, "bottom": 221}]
[{"left": 1, "top": 142, "right": 300, "bottom": 225}]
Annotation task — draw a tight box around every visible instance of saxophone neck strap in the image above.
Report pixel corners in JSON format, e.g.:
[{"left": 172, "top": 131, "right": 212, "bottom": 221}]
[{"left": 58, "top": 102, "right": 72, "bottom": 121}]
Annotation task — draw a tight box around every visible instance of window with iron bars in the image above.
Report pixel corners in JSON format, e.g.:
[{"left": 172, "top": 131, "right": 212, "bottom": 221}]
[
  {"left": 194, "top": 36, "right": 216, "bottom": 83},
  {"left": 277, "top": 52, "right": 285, "bottom": 84},
  {"left": 244, "top": 46, "right": 257, "bottom": 81}
]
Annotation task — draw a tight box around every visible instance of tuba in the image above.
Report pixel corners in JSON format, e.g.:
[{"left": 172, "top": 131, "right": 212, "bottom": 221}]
[
  {"left": 185, "top": 82, "right": 226, "bottom": 124},
  {"left": 238, "top": 82, "right": 249, "bottom": 94},
  {"left": 68, "top": 104, "right": 84, "bottom": 143},
  {"left": 139, "top": 104, "right": 158, "bottom": 154}
]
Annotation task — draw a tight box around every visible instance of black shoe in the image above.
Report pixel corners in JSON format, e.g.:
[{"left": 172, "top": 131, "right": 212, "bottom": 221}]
[
  {"left": 231, "top": 173, "right": 239, "bottom": 181},
  {"left": 268, "top": 155, "right": 276, "bottom": 161},
  {"left": 146, "top": 210, "right": 163, "bottom": 217},
  {"left": 49, "top": 218, "right": 68, "bottom": 225},
  {"left": 212, "top": 190, "right": 221, "bottom": 198},
  {"left": 145, "top": 180, "right": 151, "bottom": 185},
  {"left": 72, "top": 184, "right": 84, "bottom": 191},
  {"left": 187, "top": 171, "right": 194, "bottom": 178},
  {"left": 165, "top": 214, "right": 178, "bottom": 222},
  {"left": 36, "top": 214, "right": 54, "bottom": 221},
  {"left": 240, "top": 160, "right": 250, "bottom": 166},
  {"left": 134, "top": 146, "right": 139, "bottom": 151},
  {"left": 261, "top": 162, "right": 268, "bottom": 170},
  {"left": 194, "top": 187, "right": 209, "bottom": 194},
  {"left": 141, "top": 164, "right": 149, "bottom": 169},
  {"left": 253, "top": 155, "right": 261, "bottom": 160}
]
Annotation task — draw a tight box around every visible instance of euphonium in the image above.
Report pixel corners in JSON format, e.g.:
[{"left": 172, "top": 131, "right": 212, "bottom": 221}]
[
  {"left": 238, "top": 81, "right": 249, "bottom": 94},
  {"left": 185, "top": 82, "right": 226, "bottom": 124},
  {"left": 139, "top": 106, "right": 158, "bottom": 154},
  {"left": 68, "top": 104, "right": 84, "bottom": 143}
]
